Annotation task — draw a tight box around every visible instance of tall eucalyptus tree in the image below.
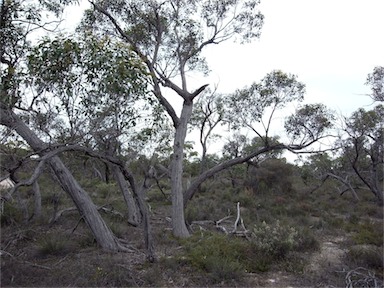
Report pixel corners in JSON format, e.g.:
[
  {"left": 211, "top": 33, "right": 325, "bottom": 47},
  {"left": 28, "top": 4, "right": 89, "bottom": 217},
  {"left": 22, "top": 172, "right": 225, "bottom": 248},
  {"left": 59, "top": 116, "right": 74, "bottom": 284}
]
[{"left": 86, "top": 0, "right": 265, "bottom": 237}]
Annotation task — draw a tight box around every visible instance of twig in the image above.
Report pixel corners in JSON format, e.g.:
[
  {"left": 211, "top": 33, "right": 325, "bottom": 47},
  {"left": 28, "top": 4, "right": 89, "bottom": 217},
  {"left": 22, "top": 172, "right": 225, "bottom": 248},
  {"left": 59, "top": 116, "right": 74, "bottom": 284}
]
[
  {"left": 49, "top": 207, "right": 77, "bottom": 224},
  {"left": 344, "top": 267, "right": 382, "bottom": 288},
  {"left": 71, "top": 216, "right": 84, "bottom": 234},
  {"left": 23, "top": 261, "right": 52, "bottom": 270},
  {"left": 232, "top": 202, "right": 241, "bottom": 233}
]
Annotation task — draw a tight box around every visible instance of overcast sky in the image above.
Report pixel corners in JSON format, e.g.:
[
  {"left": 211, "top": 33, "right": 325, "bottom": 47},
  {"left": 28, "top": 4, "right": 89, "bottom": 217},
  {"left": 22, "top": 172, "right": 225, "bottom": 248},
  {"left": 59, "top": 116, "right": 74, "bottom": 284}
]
[
  {"left": 202, "top": 0, "right": 384, "bottom": 116},
  {"left": 65, "top": 0, "right": 383, "bottom": 117}
]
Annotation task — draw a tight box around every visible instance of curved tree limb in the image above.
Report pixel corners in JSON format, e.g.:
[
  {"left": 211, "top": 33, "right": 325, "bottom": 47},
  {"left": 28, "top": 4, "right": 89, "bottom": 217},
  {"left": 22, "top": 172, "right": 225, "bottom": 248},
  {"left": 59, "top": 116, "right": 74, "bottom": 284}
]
[{"left": 184, "top": 140, "right": 326, "bottom": 206}]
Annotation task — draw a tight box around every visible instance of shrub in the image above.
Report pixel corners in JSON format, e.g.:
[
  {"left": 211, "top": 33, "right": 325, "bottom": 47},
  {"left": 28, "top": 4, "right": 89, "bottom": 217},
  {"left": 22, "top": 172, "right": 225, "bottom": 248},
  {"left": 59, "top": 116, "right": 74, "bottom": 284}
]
[
  {"left": 245, "top": 159, "right": 295, "bottom": 195},
  {"left": 251, "top": 220, "right": 299, "bottom": 259},
  {"left": 206, "top": 258, "right": 244, "bottom": 284},
  {"left": 78, "top": 232, "right": 96, "bottom": 248},
  {"left": 183, "top": 233, "right": 246, "bottom": 284},
  {"left": 109, "top": 222, "right": 125, "bottom": 238}
]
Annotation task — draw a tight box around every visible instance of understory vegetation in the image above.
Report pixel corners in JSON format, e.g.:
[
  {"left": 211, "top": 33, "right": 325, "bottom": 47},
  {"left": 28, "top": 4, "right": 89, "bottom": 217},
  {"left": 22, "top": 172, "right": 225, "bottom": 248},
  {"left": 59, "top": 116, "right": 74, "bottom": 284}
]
[{"left": 1, "top": 157, "right": 383, "bottom": 287}]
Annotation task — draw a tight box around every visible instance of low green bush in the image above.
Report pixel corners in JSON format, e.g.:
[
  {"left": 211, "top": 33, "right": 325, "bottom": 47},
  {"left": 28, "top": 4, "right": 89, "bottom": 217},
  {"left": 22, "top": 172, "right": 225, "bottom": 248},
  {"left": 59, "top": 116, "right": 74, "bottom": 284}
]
[
  {"left": 182, "top": 233, "right": 246, "bottom": 284},
  {"left": 246, "top": 220, "right": 319, "bottom": 271},
  {"left": 251, "top": 220, "right": 299, "bottom": 259},
  {"left": 181, "top": 223, "right": 320, "bottom": 282}
]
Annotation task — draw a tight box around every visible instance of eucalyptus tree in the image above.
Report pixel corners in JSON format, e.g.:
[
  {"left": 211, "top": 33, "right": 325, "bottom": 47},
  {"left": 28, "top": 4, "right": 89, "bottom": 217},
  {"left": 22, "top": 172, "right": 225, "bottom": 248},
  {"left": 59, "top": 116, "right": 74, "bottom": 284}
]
[
  {"left": 184, "top": 73, "right": 335, "bottom": 204},
  {"left": 341, "top": 105, "right": 384, "bottom": 205},
  {"left": 0, "top": 0, "right": 148, "bottom": 252},
  {"left": 226, "top": 70, "right": 306, "bottom": 142},
  {"left": 366, "top": 66, "right": 384, "bottom": 102},
  {"left": 189, "top": 88, "right": 226, "bottom": 174},
  {"left": 86, "top": 0, "right": 265, "bottom": 237},
  {"left": 27, "top": 33, "right": 154, "bottom": 225}
]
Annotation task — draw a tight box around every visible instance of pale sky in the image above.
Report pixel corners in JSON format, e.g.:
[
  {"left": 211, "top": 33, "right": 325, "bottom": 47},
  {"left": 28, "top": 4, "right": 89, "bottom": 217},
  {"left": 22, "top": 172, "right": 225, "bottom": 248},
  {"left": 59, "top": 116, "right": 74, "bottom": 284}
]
[
  {"left": 64, "top": 0, "right": 384, "bottom": 117},
  {"left": 202, "top": 0, "right": 384, "bottom": 116}
]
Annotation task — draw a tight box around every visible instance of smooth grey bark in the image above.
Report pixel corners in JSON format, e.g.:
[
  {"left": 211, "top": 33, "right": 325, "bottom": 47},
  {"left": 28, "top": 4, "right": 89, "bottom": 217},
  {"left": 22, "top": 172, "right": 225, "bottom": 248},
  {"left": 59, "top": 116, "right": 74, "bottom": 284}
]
[
  {"left": 113, "top": 165, "right": 141, "bottom": 226},
  {"left": 0, "top": 107, "right": 126, "bottom": 251},
  {"left": 170, "top": 101, "right": 193, "bottom": 238}
]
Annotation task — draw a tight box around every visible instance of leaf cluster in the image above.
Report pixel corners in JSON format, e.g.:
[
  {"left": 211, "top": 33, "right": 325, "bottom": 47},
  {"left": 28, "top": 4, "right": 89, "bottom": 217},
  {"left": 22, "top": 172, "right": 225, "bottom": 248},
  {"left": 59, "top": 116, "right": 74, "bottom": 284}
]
[{"left": 0, "top": 0, "right": 78, "bottom": 107}]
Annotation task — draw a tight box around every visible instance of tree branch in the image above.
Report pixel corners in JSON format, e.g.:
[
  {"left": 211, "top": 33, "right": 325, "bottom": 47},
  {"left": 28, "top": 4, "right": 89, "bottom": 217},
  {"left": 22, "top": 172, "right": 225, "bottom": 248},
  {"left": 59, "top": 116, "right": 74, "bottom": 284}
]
[
  {"left": 184, "top": 142, "right": 320, "bottom": 205},
  {"left": 90, "top": 1, "right": 179, "bottom": 128}
]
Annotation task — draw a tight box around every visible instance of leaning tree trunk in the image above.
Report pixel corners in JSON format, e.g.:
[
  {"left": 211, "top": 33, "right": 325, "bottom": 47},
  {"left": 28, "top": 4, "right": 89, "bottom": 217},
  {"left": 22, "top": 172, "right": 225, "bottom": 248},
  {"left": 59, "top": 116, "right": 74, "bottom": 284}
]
[
  {"left": 171, "top": 101, "right": 192, "bottom": 238},
  {"left": 0, "top": 108, "right": 125, "bottom": 251},
  {"left": 113, "top": 165, "right": 141, "bottom": 226}
]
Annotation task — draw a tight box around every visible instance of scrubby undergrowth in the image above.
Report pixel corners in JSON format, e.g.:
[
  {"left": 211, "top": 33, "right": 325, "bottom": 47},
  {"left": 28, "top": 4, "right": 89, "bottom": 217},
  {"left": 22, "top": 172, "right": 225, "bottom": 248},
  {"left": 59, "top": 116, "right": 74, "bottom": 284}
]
[{"left": 1, "top": 160, "right": 383, "bottom": 287}]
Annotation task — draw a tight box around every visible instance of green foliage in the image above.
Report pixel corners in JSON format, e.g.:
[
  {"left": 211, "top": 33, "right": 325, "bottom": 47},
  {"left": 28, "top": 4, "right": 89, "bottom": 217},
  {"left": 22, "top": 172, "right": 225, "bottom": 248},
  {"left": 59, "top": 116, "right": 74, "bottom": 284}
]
[
  {"left": 246, "top": 221, "right": 319, "bottom": 272},
  {"left": 93, "top": 182, "right": 117, "bottom": 199},
  {"left": 226, "top": 70, "right": 305, "bottom": 131},
  {"left": 246, "top": 158, "right": 295, "bottom": 195},
  {"left": 0, "top": 0, "right": 78, "bottom": 107},
  {"left": 180, "top": 224, "right": 319, "bottom": 282},
  {"left": 28, "top": 34, "right": 148, "bottom": 101},
  {"left": 366, "top": 66, "right": 384, "bottom": 102},
  {"left": 285, "top": 103, "right": 335, "bottom": 144},
  {"left": 251, "top": 220, "right": 299, "bottom": 259},
  {"left": 296, "top": 227, "right": 321, "bottom": 252},
  {"left": 183, "top": 233, "right": 246, "bottom": 284}
]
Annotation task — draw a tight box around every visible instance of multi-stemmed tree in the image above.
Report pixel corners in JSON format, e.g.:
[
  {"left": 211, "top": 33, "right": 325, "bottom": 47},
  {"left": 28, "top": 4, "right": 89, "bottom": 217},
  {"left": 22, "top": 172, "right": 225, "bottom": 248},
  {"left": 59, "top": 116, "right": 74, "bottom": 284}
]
[
  {"left": 297, "top": 68, "right": 383, "bottom": 205},
  {"left": 86, "top": 0, "right": 265, "bottom": 237},
  {"left": 0, "top": 0, "right": 151, "bottom": 253},
  {"left": 85, "top": 0, "right": 335, "bottom": 237}
]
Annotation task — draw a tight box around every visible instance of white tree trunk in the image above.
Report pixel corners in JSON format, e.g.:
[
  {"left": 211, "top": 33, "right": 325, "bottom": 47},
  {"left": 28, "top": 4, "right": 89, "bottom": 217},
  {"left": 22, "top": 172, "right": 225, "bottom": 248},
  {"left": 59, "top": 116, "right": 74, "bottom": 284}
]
[
  {"left": 0, "top": 108, "right": 124, "bottom": 251},
  {"left": 171, "top": 101, "right": 192, "bottom": 238}
]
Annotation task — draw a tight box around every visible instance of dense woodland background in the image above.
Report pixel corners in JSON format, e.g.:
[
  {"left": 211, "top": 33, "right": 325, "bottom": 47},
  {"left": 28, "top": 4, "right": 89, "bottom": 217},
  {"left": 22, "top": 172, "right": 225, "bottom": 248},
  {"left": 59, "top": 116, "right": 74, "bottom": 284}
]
[{"left": 1, "top": 0, "right": 383, "bottom": 287}]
